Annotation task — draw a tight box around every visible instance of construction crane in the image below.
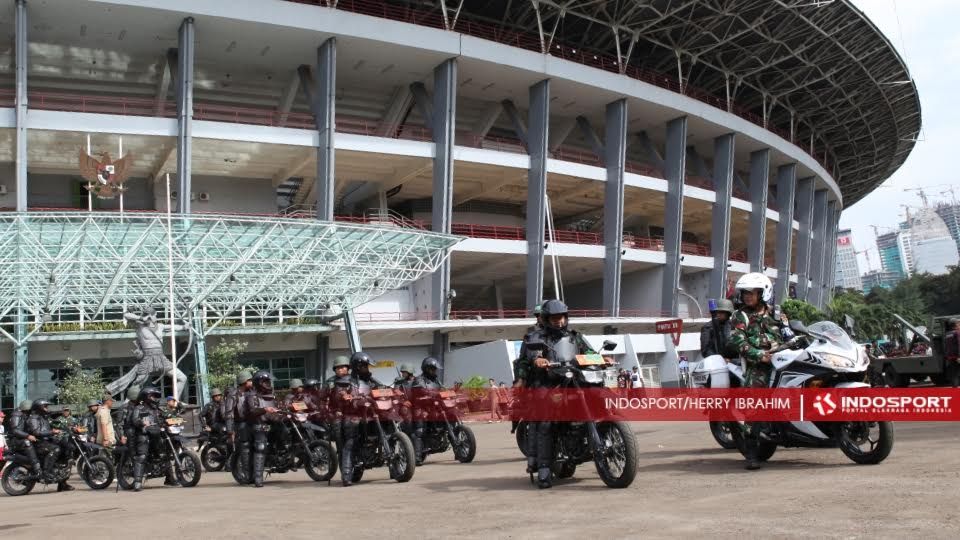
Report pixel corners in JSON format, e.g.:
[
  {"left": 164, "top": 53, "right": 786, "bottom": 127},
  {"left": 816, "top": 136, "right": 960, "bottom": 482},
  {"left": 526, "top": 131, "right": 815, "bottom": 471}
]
[
  {"left": 902, "top": 187, "right": 929, "bottom": 207},
  {"left": 855, "top": 247, "right": 874, "bottom": 271},
  {"left": 940, "top": 186, "right": 958, "bottom": 205}
]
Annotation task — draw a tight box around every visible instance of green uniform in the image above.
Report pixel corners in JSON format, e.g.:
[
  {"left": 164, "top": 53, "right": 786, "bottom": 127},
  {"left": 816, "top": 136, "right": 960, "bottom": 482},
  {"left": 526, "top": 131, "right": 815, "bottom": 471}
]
[
  {"left": 50, "top": 414, "right": 75, "bottom": 431},
  {"left": 729, "top": 307, "right": 783, "bottom": 387}
]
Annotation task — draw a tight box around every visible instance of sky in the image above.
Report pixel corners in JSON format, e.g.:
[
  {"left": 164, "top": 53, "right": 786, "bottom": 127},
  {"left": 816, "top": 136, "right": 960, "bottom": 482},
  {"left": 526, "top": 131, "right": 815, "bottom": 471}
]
[{"left": 841, "top": 0, "right": 960, "bottom": 272}]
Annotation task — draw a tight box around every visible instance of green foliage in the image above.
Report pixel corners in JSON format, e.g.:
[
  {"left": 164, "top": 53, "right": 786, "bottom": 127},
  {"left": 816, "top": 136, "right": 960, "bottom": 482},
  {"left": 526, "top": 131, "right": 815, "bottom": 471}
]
[
  {"left": 57, "top": 358, "right": 106, "bottom": 407},
  {"left": 781, "top": 299, "right": 825, "bottom": 325},
  {"left": 204, "top": 339, "right": 255, "bottom": 391},
  {"left": 460, "top": 375, "right": 489, "bottom": 401}
]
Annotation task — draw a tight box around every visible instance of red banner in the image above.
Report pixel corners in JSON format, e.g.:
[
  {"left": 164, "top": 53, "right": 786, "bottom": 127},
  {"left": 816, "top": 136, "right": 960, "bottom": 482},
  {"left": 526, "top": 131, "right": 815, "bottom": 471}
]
[{"left": 655, "top": 318, "right": 683, "bottom": 346}]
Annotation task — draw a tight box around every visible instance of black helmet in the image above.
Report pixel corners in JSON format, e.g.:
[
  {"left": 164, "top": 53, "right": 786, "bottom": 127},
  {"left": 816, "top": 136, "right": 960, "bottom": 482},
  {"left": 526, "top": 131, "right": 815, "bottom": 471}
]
[
  {"left": 350, "top": 351, "right": 374, "bottom": 371},
  {"left": 31, "top": 399, "right": 51, "bottom": 414},
  {"left": 303, "top": 378, "right": 320, "bottom": 390},
  {"left": 421, "top": 357, "right": 441, "bottom": 379},
  {"left": 138, "top": 386, "right": 161, "bottom": 403},
  {"left": 252, "top": 370, "right": 273, "bottom": 392},
  {"left": 540, "top": 299, "right": 569, "bottom": 333}
]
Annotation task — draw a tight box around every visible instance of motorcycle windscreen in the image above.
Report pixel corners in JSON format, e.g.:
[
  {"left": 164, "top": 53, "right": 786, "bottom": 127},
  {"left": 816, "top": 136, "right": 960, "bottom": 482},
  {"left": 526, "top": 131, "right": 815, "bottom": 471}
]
[{"left": 552, "top": 337, "right": 578, "bottom": 363}]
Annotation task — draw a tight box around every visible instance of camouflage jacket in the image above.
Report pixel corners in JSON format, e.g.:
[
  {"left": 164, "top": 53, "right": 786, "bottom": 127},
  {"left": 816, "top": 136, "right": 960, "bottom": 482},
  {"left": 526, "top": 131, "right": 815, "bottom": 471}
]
[
  {"left": 729, "top": 308, "right": 784, "bottom": 367},
  {"left": 50, "top": 414, "right": 75, "bottom": 431}
]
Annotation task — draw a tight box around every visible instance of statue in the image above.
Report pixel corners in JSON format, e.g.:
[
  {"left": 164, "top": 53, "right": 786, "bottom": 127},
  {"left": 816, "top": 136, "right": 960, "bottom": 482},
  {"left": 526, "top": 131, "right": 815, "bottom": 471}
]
[{"left": 105, "top": 308, "right": 189, "bottom": 401}]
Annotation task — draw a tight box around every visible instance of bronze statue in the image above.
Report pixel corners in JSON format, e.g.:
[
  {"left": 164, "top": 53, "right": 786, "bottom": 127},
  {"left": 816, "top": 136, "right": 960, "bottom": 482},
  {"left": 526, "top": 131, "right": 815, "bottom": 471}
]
[{"left": 105, "top": 308, "right": 189, "bottom": 401}]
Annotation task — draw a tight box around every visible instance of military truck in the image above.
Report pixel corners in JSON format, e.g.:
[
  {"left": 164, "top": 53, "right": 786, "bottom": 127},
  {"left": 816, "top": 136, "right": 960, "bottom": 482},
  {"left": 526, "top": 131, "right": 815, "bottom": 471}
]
[{"left": 876, "top": 315, "right": 958, "bottom": 387}]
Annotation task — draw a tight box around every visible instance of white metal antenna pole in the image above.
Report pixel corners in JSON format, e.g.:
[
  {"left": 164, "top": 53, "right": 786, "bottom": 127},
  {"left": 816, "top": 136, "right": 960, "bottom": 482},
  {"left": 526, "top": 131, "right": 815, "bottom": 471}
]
[
  {"left": 86, "top": 134, "right": 93, "bottom": 212},
  {"left": 165, "top": 173, "right": 178, "bottom": 400}
]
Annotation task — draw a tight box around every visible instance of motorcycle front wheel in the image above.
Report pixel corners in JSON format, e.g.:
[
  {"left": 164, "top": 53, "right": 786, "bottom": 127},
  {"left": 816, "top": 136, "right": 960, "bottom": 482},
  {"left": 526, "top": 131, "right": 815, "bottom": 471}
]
[
  {"left": 200, "top": 444, "right": 227, "bottom": 472},
  {"left": 116, "top": 457, "right": 136, "bottom": 491},
  {"left": 304, "top": 440, "right": 337, "bottom": 482},
  {"left": 593, "top": 421, "right": 639, "bottom": 489},
  {"left": 80, "top": 456, "right": 115, "bottom": 490},
  {"left": 175, "top": 450, "right": 202, "bottom": 487},
  {"left": 709, "top": 421, "right": 737, "bottom": 450},
  {"left": 452, "top": 425, "right": 477, "bottom": 463},
  {"left": 230, "top": 452, "right": 252, "bottom": 485},
  {"left": 388, "top": 432, "right": 416, "bottom": 483},
  {"left": 1, "top": 464, "right": 36, "bottom": 496},
  {"left": 838, "top": 421, "right": 894, "bottom": 464}
]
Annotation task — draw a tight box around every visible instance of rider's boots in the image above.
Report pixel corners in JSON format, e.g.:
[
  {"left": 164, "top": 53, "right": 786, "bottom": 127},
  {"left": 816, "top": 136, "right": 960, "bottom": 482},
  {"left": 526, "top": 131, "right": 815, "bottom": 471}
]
[
  {"left": 29, "top": 459, "right": 42, "bottom": 480},
  {"left": 57, "top": 481, "right": 75, "bottom": 492},
  {"left": 537, "top": 466, "right": 553, "bottom": 489},
  {"left": 744, "top": 432, "right": 763, "bottom": 471},
  {"left": 132, "top": 460, "right": 145, "bottom": 492},
  {"left": 253, "top": 452, "right": 266, "bottom": 488},
  {"left": 164, "top": 462, "right": 178, "bottom": 486}
]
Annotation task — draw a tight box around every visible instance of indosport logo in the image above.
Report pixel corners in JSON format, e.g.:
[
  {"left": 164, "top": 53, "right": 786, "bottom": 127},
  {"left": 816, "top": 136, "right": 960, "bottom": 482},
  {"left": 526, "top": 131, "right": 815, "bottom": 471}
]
[{"left": 812, "top": 393, "right": 837, "bottom": 416}]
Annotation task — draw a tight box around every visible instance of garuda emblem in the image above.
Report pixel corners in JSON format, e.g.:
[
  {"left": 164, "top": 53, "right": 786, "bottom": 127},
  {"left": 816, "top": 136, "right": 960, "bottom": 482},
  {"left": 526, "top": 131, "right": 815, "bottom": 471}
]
[{"left": 79, "top": 149, "right": 134, "bottom": 199}]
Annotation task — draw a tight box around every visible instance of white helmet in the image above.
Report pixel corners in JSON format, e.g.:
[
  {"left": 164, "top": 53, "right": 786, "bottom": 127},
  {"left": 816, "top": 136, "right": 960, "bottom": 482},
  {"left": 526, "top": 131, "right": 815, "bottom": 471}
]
[{"left": 734, "top": 272, "right": 773, "bottom": 304}]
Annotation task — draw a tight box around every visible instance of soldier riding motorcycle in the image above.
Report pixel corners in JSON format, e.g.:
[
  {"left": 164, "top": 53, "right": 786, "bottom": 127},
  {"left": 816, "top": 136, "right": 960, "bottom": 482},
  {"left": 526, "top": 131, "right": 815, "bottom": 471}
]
[
  {"left": 410, "top": 357, "right": 476, "bottom": 465},
  {"left": 332, "top": 351, "right": 416, "bottom": 486},
  {"left": 197, "top": 387, "right": 231, "bottom": 472}
]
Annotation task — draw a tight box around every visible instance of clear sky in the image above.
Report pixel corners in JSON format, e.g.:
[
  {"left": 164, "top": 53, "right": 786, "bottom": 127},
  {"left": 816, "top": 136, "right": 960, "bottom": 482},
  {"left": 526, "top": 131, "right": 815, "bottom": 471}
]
[{"left": 841, "top": 0, "right": 959, "bottom": 272}]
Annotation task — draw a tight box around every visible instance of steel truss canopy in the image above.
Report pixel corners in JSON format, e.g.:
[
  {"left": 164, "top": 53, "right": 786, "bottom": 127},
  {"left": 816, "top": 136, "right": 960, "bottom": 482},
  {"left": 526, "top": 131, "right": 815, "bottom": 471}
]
[
  {"left": 418, "top": 0, "right": 921, "bottom": 204},
  {"left": 0, "top": 212, "right": 461, "bottom": 343}
]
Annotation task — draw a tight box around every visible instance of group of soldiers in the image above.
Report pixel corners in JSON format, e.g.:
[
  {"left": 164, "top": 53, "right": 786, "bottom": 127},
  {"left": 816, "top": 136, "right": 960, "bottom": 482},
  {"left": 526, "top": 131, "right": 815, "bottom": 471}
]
[
  {"left": 3, "top": 386, "right": 197, "bottom": 492},
  {"left": 198, "top": 351, "right": 446, "bottom": 487}
]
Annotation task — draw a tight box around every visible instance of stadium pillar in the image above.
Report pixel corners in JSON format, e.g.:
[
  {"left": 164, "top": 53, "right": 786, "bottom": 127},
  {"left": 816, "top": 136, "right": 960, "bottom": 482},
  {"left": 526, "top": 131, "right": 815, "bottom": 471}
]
[
  {"left": 304, "top": 37, "right": 337, "bottom": 221},
  {"left": 14, "top": 308, "right": 28, "bottom": 405},
  {"left": 432, "top": 331, "right": 449, "bottom": 373},
  {"left": 808, "top": 190, "right": 829, "bottom": 308},
  {"left": 709, "top": 133, "right": 735, "bottom": 301},
  {"left": 175, "top": 17, "right": 194, "bottom": 214},
  {"left": 525, "top": 79, "right": 550, "bottom": 311},
  {"left": 747, "top": 150, "right": 770, "bottom": 272},
  {"left": 430, "top": 59, "right": 457, "bottom": 320},
  {"left": 794, "top": 177, "right": 816, "bottom": 300},
  {"left": 14, "top": 0, "right": 27, "bottom": 211},
  {"left": 823, "top": 201, "right": 839, "bottom": 303},
  {"left": 602, "top": 99, "right": 627, "bottom": 317},
  {"left": 192, "top": 311, "right": 210, "bottom": 405},
  {"left": 661, "top": 116, "right": 687, "bottom": 317},
  {"left": 773, "top": 164, "right": 797, "bottom": 303}
]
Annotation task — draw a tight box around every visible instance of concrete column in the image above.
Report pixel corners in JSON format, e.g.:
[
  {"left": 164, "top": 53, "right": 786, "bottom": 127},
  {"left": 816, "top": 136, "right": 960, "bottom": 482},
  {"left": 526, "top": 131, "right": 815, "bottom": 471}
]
[
  {"left": 432, "top": 331, "right": 449, "bottom": 375},
  {"left": 344, "top": 308, "right": 361, "bottom": 353},
  {"left": 602, "top": 99, "right": 628, "bottom": 316},
  {"left": 823, "top": 202, "right": 839, "bottom": 302},
  {"left": 773, "top": 164, "right": 797, "bottom": 303},
  {"left": 747, "top": 149, "right": 770, "bottom": 272},
  {"left": 525, "top": 80, "right": 550, "bottom": 311},
  {"left": 794, "top": 177, "right": 816, "bottom": 300},
  {"left": 661, "top": 116, "right": 687, "bottom": 316},
  {"left": 709, "top": 133, "right": 735, "bottom": 300},
  {"left": 431, "top": 59, "right": 457, "bottom": 320},
  {"left": 14, "top": 0, "right": 27, "bottom": 211},
  {"left": 314, "top": 335, "right": 330, "bottom": 379},
  {"left": 313, "top": 38, "right": 337, "bottom": 220},
  {"left": 808, "top": 190, "right": 829, "bottom": 308},
  {"left": 14, "top": 308, "right": 28, "bottom": 404},
  {"left": 175, "top": 17, "right": 194, "bottom": 214}
]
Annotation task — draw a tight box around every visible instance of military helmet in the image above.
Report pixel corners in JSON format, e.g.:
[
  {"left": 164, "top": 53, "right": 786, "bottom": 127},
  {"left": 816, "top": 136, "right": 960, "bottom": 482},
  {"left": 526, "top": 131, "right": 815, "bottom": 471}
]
[
  {"left": 303, "top": 379, "right": 320, "bottom": 390},
  {"left": 421, "top": 356, "right": 441, "bottom": 372},
  {"left": 289, "top": 379, "right": 304, "bottom": 389},
  {"left": 399, "top": 363, "right": 414, "bottom": 374},
  {"left": 210, "top": 388, "right": 223, "bottom": 398},
  {"left": 127, "top": 386, "right": 141, "bottom": 401},
  {"left": 540, "top": 299, "right": 570, "bottom": 332},
  {"left": 350, "top": 351, "right": 374, "bottom": 371},
  {"left": 19, "top": 400, "right": 32, "bottom": 411},
  {"left": 138, "top": 386, "right": 162, "bottom": 403},
  {"left": 237, "top": 370, "right": 254, "bottom": 385},
  {"left": 86, "top": 399, "right": 101, "bottom": 408},
  {"left": 31, "top": 399, "right": 51, "bottom": 413},
  {"left": 252, "top": 370, "right": 273, "bottom": 391},
  {"left": 712, "top": 298, "right": 735, "bottom": 315},
  {"left": 333, "top": 355, "right": 351, "bottom": 368}
]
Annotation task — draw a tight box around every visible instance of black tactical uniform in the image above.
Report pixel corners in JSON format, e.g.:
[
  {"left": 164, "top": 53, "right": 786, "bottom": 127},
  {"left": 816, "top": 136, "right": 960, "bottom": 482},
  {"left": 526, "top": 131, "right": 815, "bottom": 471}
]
[
  {"left": 332, "top": 351, "right": 385, "bottom": 486},
  {"left": 410, "top": 357, "right": 443, "bottom": 465},
  {"left": 245, "top": 370, "right": 284, "bottom": 487},
  {"left": 225, "top": 371, "right": 254, "bottom": 479},
  {"left": 26, "top": 400, "right": 74, "bottom": 491},
  {"left": 131, "top": 386, "right": 164, "bottom": 491},
  {"left": 201, "top": 389, "right": 227, "bottom": 432},
  {"left": 7, "top": 400, "right": 41, "bottom": 477},
  {"left": 393, "top": 364, "right": 416, "bottom": 442}
]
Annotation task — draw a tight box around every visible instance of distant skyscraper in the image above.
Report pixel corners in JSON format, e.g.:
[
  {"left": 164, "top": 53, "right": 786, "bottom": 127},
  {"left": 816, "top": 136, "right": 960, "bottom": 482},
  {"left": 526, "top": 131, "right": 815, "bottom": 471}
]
[
  {"left": 908, "top": 208, "right": 960, "bottom": 275},
  {"left": 834, "top": 229, "right": 862, "bottom": 291},
  {"left": 897, "top": 224, "right": 915, "bottom": 277},
  {"left": 934, "top": 201, "right": 960, "bottom": 254},
  {"left": 861, "top": 269, "right": 902, "bottom": 293},
  {"left": 876, "top": 231, "right": 905, "bottom": 278}
]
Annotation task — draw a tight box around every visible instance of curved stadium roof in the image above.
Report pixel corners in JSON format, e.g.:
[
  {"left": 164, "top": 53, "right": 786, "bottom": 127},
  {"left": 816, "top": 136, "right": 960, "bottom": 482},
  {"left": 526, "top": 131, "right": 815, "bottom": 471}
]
[{"left": 392, "top": 0, "right": 921, "bottom": 206}]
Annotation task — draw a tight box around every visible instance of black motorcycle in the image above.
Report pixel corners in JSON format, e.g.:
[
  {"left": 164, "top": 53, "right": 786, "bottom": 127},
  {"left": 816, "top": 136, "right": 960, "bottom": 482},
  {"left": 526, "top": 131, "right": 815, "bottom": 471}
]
[
  {"left": 2, "top": 426, "right": 115, "bottom": 496},
  {"left": 116, "top": 416, "right": 202, "bottom": 489},
  {"left": 230, "top": 403, "right": 337, "bottom": 485},
  {"left": 196, "top": 428, "right": 231, "bottom": 472},
  {"left": 342, "top": 388, "right": 416, "bottom": 484},
  {"left": 524, "top": 338, "right": 639, "bottom": 489},
  {"left": 413, "top": 389, "right": 476, "bottom": 464}
]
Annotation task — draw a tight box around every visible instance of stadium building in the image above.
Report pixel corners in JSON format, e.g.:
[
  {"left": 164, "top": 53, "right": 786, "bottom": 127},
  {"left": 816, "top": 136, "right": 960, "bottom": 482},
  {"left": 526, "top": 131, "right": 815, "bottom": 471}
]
[{"left": 0, "top": 0, "right": 920, "bottom": 407}]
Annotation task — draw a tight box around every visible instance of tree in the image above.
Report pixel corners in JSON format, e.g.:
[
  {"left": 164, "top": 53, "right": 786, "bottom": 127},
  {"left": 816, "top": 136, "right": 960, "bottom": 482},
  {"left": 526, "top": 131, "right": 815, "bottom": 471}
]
[
  {"left": 204, "top": 339, "right": 254, "bottom": 391},
  {"left": 781, "top": 299, "right": 825, "bottom": 325},
  {"left": 57, "top": 357, "right": 106, "bottom": 407}
]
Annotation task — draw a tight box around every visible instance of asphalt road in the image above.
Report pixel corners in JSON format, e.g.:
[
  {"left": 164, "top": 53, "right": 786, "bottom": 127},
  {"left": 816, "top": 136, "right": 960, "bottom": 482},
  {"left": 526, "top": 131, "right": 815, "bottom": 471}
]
[{"left": 2, "top": 421, "right": 958, "bottom": 539}]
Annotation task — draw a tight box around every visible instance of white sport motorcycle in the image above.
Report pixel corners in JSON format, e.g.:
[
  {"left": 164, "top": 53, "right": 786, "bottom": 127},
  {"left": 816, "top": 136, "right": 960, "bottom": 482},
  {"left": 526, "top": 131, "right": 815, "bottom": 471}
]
[{"left": 691, "top": 320, "right": 894, "bottom": 465}]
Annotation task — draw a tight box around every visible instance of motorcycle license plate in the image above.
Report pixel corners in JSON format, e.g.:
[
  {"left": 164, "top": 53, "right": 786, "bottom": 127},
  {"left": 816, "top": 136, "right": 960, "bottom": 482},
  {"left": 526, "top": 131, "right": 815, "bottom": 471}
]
[
  {"left": 291, "top": 402, "right": 307, "bottom": 412},
  {"left": 372, "top": 389, "right": 394, "bottom": 399},
  {"left": 443, "top": 400, "right": 457, "bottom": 408},
  {"left": 376, "top": 400, "right": 394, "bottom": 411},
  {"left": 693, "top": 374, "right": 708, "bottom": 384},
  {"left": 166, "top": 417, "right": 184, "bottom": 426},
  {"left": 576, "top": 354, "right": 605, "bottom": 366},
  {"left": 582, "top": 371, "right": 604, "bottom": 384}
]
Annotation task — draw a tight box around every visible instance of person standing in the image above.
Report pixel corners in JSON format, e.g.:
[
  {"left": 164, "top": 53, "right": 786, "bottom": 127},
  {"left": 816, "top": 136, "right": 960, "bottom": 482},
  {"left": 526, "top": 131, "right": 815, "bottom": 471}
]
[
  {"left": 488, "top": 378, "right": 503, "bottom": 423},
  {"left": 96, "top": 397, "right": 117, "bottom": 448},
  {"left": 944, "top": 318, "right": 960, "bottom": 388},
  {"left": 630, "top": 366, "right": 645, "bottom": 389}
]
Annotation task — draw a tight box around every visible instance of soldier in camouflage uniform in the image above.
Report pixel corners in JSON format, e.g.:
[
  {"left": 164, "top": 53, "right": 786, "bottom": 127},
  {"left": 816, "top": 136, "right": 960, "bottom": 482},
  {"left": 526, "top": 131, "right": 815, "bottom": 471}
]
[{"left": 728, "top": 272, "right": 784, "bottom": 470}]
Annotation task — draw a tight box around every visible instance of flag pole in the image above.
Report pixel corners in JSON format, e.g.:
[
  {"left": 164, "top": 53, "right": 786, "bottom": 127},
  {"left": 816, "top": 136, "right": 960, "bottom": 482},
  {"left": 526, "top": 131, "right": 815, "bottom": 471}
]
[{"left": 165, "top": 173, "right": 178, "bottom": 400}]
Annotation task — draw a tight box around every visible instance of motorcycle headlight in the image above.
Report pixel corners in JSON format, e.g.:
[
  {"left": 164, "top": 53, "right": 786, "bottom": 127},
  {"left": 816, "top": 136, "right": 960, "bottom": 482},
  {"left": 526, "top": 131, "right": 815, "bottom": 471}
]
[
  {"left": 565, "top": 371, "right": 573, "bottom": 379},
  {"left": 817, "top": 353, "right": 855, "bottom": 368},
  {"left": 168, "top": 426, "right": 183, "bottom": 434}
]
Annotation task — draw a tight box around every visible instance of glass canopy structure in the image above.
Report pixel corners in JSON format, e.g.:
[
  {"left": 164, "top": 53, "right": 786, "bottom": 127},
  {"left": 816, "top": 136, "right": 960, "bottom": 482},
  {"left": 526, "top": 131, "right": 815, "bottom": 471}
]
[{"left": 0, "top": 211, "right": 461, "bottom": 401}]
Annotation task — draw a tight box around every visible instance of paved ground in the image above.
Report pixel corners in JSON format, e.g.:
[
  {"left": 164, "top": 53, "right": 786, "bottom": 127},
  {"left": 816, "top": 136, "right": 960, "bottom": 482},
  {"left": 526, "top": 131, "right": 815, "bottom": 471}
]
[{"left": 2, "top": 421, "right": 958, "bottom": 539}]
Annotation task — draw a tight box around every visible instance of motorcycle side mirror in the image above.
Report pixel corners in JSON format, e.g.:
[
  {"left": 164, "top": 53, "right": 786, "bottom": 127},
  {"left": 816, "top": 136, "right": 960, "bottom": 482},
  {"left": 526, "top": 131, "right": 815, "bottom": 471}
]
[
  {"left": 789, "top": 320, "right": 807, "bottom": 333},
  {"left": 602, "top": 340, "right": 617, "bottom": 351}
]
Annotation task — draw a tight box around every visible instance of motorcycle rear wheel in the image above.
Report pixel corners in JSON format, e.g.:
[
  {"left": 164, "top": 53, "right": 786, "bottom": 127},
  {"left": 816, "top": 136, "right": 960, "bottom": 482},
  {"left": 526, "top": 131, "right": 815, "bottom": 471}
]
[
  {"left": 230, "top": 452, "right": 252, "bottom": 485},
  {"left": 388, "top": 432, "right": 417, "bottom": 483},
  {"left": 709, "top": 421, "right": 738, "bottom": 450},
  {"left": 304, "top": 440, "right": 338, "bottom": 482},
  {"left": 80, "top": 456, "right": 115, "bottom": 490},
  {"left": 1, "top": 464, "right": 37, "bottom": 496},
  {"left": 452, "top": 425, "right": 477, "bottom": 463},
  {"left": 176, "top": 451, "right": 202, "bottom": 487},
  {"left": 116, "top": 457, "right": 136, "bottom": 491},
  {"left": 838, "top": 421, "right": 894, "bottom": 464},
  {"left": 593, "top": 421, "right": 639, "bottom": 489},
  {"left": 200, "top": 444, "right": 227, "bottom": 472}
]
